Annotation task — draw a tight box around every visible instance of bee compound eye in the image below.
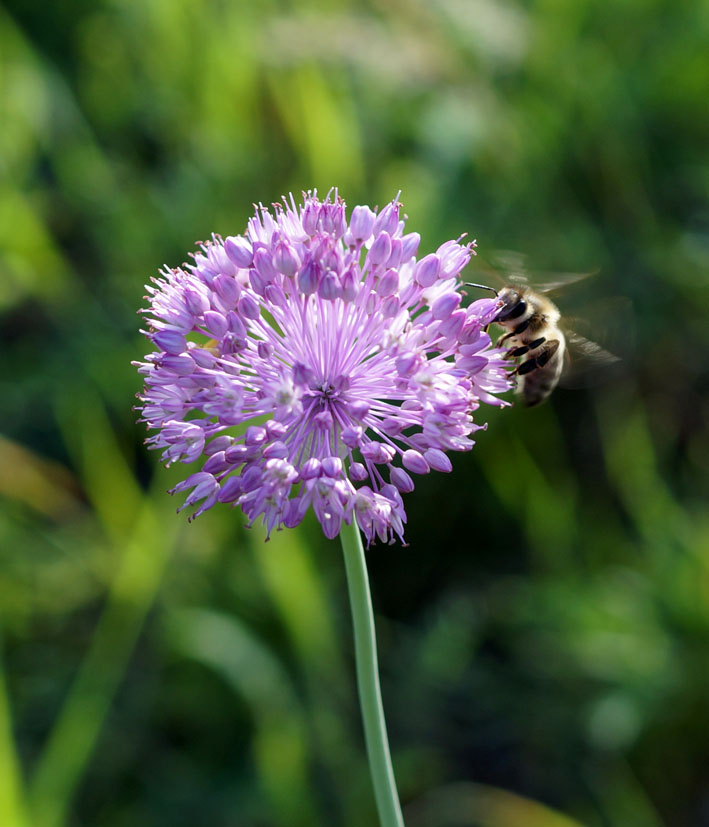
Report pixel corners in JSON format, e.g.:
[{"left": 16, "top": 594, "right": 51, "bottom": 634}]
[
  {"left": 496, "top": 297, "right": 527, "bottom": 322},
  {"left": 509, "top": 298, "right": 527, "bottom": 319}
]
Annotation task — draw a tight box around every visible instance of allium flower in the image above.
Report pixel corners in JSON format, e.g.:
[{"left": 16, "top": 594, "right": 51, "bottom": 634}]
[{"left": 135, "top": 192, "right": 512, "bottom": 544}]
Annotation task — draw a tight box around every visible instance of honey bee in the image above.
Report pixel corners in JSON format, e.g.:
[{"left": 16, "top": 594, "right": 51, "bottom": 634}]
[{"left": 468, "top": 256, "right": 621, "bottom": 407}]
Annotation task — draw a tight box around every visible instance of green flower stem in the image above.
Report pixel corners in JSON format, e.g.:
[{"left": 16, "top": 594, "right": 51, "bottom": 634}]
[{"left": 339, "top": 519, "right": 404, "bottom": 827}]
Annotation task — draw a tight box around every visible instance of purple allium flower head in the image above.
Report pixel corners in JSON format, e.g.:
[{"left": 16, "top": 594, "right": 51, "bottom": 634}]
[{"left": 135, "top": 191, "right": 512, "bottom": 544}]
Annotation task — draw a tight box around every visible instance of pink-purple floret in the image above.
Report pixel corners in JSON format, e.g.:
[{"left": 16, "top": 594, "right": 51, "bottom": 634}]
[{"left": 135, "top": 192, "right": 512, "bottom": 545}]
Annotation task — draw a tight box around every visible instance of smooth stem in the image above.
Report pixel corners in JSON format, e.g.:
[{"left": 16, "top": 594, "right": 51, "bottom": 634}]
[{"left": 339, "top": 519, "right": 404, "bottom": 827}]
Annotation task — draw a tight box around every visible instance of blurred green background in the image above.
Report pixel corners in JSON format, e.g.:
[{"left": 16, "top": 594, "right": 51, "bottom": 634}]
[{"left": 1, "top": 0, "right": 708, "bottom": 825}]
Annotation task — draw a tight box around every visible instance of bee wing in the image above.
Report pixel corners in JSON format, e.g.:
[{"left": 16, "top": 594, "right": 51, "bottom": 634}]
[
  {"left": 560, "top": 297, "right": 633, "bottom": 388},
  {"left": 488, "top": 249, "right": 529, "bottom": 280},
  {"left": 560, "top": 332, "right": 621, "bottom": 387},
  {"left": 485, "top": 250, "right": 597, "bottom": 293},
  {"left": 525, "top": 270, "right": 597, "bottom": 294}
]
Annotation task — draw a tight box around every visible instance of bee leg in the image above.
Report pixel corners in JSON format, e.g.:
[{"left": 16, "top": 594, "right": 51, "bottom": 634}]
[
  {"left": 507, "top": 336, "right": 546, "bottom": 359},
  {"left": 497, "top": 318, "right": 531, "bottom": 347},
  {"left": 508, "top": 345, "right": 530, "bottom": 358},
  {"left": 515, "top": 339, "right": 559, "bottom": 375}
]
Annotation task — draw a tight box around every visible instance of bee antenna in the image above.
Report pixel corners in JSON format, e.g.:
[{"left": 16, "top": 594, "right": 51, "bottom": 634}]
[{"left": 464, "top": 282, "right": 498, "bottom": 296}]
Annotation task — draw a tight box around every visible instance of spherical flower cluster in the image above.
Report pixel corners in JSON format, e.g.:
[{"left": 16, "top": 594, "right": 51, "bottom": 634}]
[{"left": 135, "top": 192, "right": 512, "bottom": 544}]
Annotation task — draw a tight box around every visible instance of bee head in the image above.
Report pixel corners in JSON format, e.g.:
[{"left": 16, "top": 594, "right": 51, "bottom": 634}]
[{"left": 495, "top": 287, "right": 528, "bottom": 323}]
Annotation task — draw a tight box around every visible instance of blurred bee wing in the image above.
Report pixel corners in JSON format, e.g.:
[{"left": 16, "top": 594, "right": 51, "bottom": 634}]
[
  {"left": 524, "top": 270, "right": 597, "bottom": 293},
  {"left": 560, "top": 334, "right": 627, "bottom": 388},
  {"left": 465, "top": 250, "right": 532, "bottom": 291},
  {"left": 486, "top": 250, "right": 597, "bottom": 293},
  {"left": 560, "top": 296, "right": 633, "bottom": 388},
  {"left": 488, "top": 249, "right": 529, "bottom": 276}
]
